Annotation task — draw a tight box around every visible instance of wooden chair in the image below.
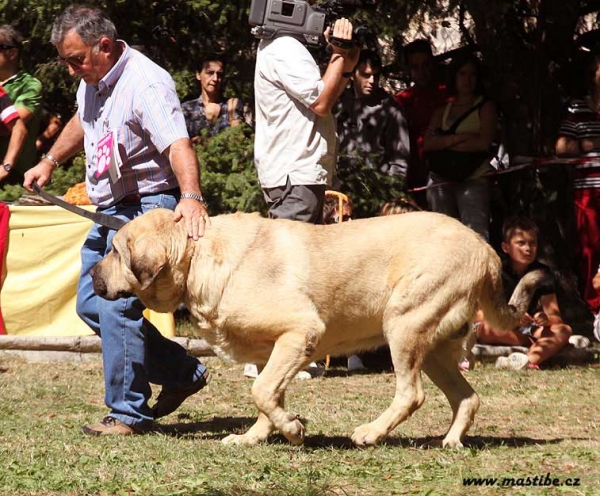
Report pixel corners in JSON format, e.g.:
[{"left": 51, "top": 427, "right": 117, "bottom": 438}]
[{"left": 322, "top": 190, "right": 352, "bottom": 369}]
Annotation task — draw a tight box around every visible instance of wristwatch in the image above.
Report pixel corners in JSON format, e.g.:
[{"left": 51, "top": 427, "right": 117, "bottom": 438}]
[
  {"left": 180, "top": 192, "right": 206, "bottom": 203},
  {"left": 2, "top": 163, "right": 12, "bottom": 172}
]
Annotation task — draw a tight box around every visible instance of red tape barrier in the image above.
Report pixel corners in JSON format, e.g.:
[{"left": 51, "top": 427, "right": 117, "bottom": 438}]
[{"left": 407, "top": 156, "right": 600, "bottom": 194}]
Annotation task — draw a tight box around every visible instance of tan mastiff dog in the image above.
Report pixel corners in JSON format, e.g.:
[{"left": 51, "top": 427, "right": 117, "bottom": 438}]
[{"left": 91, "top": 208, "right": 546, "bottom": 448}]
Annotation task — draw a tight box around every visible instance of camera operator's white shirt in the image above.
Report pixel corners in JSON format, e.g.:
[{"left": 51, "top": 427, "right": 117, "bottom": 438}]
[{"left": 254, "top": 36, "right": 336, "bottom": 188}]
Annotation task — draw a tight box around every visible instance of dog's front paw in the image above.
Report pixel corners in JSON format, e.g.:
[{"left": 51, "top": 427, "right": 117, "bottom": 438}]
[
  {"left": 281, "top": 417, "right": 305, "bottom": 446},
  {"left": 351, "top": 423, "right": 387, "bottom": 447},
  {"left": 442, "top": 436, "right": 464, "bottom": 449}
]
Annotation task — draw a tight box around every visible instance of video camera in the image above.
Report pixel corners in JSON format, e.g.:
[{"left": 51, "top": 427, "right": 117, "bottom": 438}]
[{"left": 249, "top": 0, "right": 376, "bottom": 48}]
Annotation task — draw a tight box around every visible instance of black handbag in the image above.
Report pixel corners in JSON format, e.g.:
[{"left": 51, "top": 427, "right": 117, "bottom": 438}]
[
  {"left": 427, "top": 150, "right": 490, "bottom": 181},
  {"left": 426, "top": 100, "right": 490, "bottom": 182}
]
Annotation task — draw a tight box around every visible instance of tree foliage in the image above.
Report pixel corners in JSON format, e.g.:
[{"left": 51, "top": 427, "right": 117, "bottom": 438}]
[
  {"left": 2, "top": 0, "right": 598, "bottom": 219},
  {"left": 2, "top": 0, "right": 597, "bottom": 152},
  {"left": 336, "top": 157, "right": 406, "bottom": 218},
  {"left": 0, "top": 154, "right": 86, "bottom": 202},
  {"left": 195, "top": 125, "right": 265, "bottom": 215}
]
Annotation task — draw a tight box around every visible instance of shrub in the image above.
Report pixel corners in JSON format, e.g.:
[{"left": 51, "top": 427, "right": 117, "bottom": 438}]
[
  {"left": 0, "top": 155, "right": 86, "bottom": 203},
  {"left": 195, "top": 124, "right": 265, "bottom": 215},
  {"left": 336, "top": 156, "right": 407, "bottom": 218}
]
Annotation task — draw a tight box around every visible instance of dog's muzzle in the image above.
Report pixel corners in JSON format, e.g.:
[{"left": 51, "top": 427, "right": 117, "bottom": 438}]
[{"left": 90, "top": 264, "right": 133, "bottom": 300}]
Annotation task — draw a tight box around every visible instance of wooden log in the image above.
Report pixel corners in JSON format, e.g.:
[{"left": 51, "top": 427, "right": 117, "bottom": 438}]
[{"left": 0, "top": 335, "right": 216, "bottom": 357}]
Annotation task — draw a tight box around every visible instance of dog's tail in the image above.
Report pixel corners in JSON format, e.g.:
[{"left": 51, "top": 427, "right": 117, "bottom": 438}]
[{"left": 479, "top": 253, "right": 553, "bottom": 331}]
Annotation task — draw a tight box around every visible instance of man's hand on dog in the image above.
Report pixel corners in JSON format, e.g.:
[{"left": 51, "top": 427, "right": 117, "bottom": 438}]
[{"left": 173, "top": 199, "right": 211, "bottom": 240}]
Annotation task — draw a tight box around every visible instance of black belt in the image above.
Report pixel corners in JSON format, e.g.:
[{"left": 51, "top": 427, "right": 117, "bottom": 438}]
[{"left": 32, "top": 183, "right": 127, "bottom": 231}]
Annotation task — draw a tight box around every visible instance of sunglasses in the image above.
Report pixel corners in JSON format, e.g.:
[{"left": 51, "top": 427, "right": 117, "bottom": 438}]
[
  {"left": 56, "top": 53, "right": 87, "bottom": 68},
  {"left": 56, "top": 43, "right": 98, "bottom": 68},
  {"left": 0, "top": 44, "right": 16, "bottom": 51}
]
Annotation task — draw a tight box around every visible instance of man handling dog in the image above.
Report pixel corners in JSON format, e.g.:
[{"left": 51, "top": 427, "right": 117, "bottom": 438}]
[{"left": 23, "top": 4, "right": 211, "bottom": 436}]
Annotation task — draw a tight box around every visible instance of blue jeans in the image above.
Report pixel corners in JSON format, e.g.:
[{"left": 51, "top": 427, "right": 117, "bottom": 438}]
[{"left": 76, "top": 192, "right": 207, "bottom": 428}]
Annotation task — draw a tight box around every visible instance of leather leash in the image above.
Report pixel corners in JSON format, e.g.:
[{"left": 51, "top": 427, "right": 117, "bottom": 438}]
[{"left": 32, "top": 183, "right": 127, "bottom": 231}]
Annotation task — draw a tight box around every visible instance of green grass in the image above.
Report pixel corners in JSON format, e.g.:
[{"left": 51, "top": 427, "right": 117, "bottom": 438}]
[{"left": 0, "top": 357, "right": 598, "bottom": 495}]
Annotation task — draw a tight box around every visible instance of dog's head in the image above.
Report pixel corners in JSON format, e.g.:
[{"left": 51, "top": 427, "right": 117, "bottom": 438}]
[{"left": 91, "top": 208, "right": 192, "bottom": 312}]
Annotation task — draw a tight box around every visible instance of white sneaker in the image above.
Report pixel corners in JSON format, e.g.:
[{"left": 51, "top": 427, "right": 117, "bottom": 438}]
[
  {"left": 495, "top": 352, "right": 530, "bottom": 370},
  {"left": 295, "top": 362, "right": 324, "bottom": 380},
  {"left": 295, "top": 370, "right": 313, "bottom": 380},
  {"left": 246, "top": 362, "right": 324, "bottom": 380},
  {"left": 569, "top": 335, "right": 591, "bottom": 348},
  {"left": 347, "top": 355, "right": 367, "bottom": 372},
  {"left": 593, "top": 313, "right": 600, "bottom": 342},
  {"left": 243, "top": 363, "right": 259, "bottom": 378}
]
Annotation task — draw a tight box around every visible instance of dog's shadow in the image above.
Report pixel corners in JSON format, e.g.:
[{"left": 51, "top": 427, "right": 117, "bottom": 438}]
[{"left": 156, "top": 416, "right": 568, "bottom": 450}]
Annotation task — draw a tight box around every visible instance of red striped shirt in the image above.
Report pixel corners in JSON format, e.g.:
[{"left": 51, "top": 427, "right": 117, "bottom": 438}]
[
  {"left": 558, "top": 98, "right": 600, "bottom": 189},
  {"left": 0, "top": 86, "right": 19, "bottom": 127}
]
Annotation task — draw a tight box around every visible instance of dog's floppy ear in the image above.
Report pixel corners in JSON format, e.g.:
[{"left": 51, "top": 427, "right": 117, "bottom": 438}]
[{"left": 126, "top": 237, "right": 167, "bottom": 291}]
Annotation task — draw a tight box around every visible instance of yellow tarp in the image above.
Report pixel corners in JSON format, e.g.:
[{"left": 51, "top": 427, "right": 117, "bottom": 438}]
[{"left": 1, "top": 205, "right": 174, "bottom": 337}]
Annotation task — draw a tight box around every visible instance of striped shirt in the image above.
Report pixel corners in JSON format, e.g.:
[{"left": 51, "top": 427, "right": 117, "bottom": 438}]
[
  {"left": 557, "top": 98, "right": 600, "bottom": 189},
  {"left": 77, "top": 41, "right": 188, "bottom": 206},
  {"left": 0, "top": 86, "right": 19, "bottom": 128}
]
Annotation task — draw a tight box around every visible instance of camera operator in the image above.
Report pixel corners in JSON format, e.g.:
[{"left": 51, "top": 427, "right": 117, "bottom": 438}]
[{"left": 254, "top": 15, "right": 360, "bottom": 223}]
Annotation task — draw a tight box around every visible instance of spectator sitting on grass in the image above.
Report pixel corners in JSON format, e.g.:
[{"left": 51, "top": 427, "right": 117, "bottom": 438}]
[
  {"left": 475, "top": 216, "right": 574, "bottom": 370},
  {"left": 379, "top": 196, "right": 421, "bottom": 216}
]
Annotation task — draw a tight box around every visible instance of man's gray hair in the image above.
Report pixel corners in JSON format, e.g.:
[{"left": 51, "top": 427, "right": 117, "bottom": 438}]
[
  {"left": 51, "top": 4, "right": 118, "bottom": 46},
  {"left": 0, "top": 25, "right": 24, "bottom": 49}
]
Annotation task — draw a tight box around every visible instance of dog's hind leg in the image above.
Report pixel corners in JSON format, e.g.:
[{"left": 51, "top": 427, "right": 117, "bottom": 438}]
[
  {"left": 351, "top": 312, "right": 428, "bottom": 447},
  {"left": 422, "top": 328, "right": 480, "bottom": 448}
]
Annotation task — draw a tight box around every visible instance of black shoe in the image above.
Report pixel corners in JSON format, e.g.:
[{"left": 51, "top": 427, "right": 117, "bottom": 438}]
[{"left": 152, "top": 369, "right": 211, "bottom": 419}]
